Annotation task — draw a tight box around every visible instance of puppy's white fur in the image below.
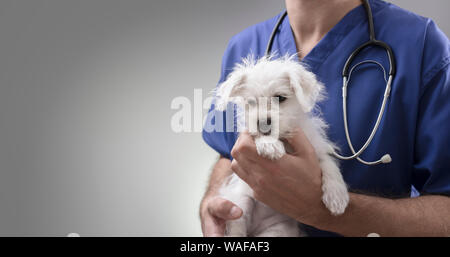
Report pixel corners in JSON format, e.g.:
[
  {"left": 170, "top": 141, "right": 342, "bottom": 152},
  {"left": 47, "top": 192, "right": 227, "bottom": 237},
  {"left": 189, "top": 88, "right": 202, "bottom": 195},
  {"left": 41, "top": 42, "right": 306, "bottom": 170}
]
[{"left": 215, "top": 55, "right": 349, "bottom": 237}]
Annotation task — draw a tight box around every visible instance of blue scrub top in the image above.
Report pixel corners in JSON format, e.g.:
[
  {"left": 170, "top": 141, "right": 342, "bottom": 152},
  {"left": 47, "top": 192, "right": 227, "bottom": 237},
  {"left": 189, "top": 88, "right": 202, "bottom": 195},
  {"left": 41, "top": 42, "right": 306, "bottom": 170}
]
[{"left": 202, "top": 0, "right": 450, "bottom": 236}]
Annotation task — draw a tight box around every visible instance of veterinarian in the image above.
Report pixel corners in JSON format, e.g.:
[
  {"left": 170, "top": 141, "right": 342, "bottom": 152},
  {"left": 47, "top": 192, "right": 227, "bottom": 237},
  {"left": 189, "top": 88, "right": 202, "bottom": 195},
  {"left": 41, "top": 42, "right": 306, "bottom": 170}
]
[{"left": 200, "top": 0, "right": 450, "bottom": 236}]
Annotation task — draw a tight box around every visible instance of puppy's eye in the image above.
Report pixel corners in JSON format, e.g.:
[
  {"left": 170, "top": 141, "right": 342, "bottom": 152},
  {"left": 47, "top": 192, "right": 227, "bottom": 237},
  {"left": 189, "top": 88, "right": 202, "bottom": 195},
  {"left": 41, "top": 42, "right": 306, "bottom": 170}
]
[{"left": 274, "top": 95, "right": 287, "bottom": 103}]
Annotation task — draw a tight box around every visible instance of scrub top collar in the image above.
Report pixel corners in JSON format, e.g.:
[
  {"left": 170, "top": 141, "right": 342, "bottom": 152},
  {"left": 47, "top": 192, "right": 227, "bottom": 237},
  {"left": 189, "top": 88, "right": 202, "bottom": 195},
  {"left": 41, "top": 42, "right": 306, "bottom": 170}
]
[{"left": 278, "top": 0, "right": 386, "bottom": 73}]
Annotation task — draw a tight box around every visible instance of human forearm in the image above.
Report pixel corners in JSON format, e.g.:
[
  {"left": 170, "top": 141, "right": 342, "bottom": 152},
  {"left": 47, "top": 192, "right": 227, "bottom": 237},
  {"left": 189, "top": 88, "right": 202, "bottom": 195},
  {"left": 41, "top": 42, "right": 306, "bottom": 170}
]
[
  {"left": 199, "top": 156, "right": 242, "bottom": 237},
  {"left": 202, "top": 156, "right": 232, "bottom": 199},
  {"left": 226, "top": 129, "right": 450, "bottom": 237},
  {"left": 311, "top": 193, "right": 450, "bottom": 237}
]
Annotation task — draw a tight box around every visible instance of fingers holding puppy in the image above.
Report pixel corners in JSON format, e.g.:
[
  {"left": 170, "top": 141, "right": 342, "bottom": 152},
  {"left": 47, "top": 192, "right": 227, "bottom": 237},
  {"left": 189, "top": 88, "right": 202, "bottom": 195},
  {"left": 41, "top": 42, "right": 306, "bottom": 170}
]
[
  {"left": 231, "top": 131, "right": 279, "bottom": 187},
  {"left": 201, "top": 196, "right": 242, "bottom": 237},
  {"left": 231, "top": 131, "right": 258, "bottom": 161},
  {"left": 230, "top": 159, "right": 253, "bottom": 186},
  {"left": 231, "top": 131, "right": 259, "bottom": 185}
]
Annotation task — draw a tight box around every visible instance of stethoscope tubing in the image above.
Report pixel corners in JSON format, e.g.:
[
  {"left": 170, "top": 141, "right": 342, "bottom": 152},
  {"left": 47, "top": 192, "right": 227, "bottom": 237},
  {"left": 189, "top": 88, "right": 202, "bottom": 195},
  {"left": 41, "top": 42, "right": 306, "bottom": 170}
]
[{"left": 265, "top": 0, "right": 395, "bottom": 165}]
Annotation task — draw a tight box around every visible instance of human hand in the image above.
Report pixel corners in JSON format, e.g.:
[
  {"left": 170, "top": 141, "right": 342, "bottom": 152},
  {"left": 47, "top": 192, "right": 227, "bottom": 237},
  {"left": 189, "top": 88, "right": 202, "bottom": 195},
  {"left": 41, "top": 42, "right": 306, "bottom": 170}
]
[
  {"left": 200, "top": 196, "right": 243, "bottom": 237},
  {"left": 230, "top": 128, "right": 328, "bottom": 227}
]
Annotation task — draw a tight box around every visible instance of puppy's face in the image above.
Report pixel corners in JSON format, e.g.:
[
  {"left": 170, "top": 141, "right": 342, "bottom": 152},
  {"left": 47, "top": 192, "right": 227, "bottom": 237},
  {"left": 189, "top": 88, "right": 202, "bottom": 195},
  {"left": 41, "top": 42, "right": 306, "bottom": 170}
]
[
  {"left": 215, "top": 56, "right": 323, "bottom": 139},
  {"left": 229, "top": 72, "right": 301, "bottom": 139}
]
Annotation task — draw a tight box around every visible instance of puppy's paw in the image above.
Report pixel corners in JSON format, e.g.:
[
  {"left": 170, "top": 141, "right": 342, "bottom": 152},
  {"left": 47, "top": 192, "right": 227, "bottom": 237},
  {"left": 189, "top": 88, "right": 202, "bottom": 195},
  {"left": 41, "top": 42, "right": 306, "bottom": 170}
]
[
  {"left": 322, "top": 181, "right": 349, "bottom": 216},
  {"left": 255, "top": 137, "right": 285, "bottom": 160}
]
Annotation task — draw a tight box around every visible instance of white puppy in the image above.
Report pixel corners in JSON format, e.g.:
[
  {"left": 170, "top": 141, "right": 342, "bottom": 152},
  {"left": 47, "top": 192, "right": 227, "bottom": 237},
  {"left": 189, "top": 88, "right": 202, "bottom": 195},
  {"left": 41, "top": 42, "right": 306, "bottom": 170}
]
[{"left": 214, "top": 55, "right": 349, "bottom": 237}]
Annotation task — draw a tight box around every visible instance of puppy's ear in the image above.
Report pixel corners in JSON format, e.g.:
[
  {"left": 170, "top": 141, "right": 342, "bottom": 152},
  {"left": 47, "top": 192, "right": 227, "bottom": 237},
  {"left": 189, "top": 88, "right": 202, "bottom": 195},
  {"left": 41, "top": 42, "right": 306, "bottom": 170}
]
[
  {"left": 214, "top": 70, "right": 247, "bottom": 111},
  {"left": 286, "top": 65, "right": 324, "bottom": 113}
]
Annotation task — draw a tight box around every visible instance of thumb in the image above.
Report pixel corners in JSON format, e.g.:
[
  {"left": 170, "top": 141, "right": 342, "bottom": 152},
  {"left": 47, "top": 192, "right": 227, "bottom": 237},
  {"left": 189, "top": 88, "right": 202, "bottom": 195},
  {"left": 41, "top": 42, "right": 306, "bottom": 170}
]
[
  {"left": 285, "top": 127, "right": 314, "bottom": 157},
  {"left": 208, "top": 197, "right": 243, "bottom": 220}
]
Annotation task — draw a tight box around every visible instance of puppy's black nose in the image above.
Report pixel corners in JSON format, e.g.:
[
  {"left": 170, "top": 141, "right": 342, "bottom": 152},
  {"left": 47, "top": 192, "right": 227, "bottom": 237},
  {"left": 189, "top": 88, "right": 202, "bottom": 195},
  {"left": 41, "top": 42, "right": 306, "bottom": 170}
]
[{"left": 258, "top": 118, "right": 272, "bottom": 135}]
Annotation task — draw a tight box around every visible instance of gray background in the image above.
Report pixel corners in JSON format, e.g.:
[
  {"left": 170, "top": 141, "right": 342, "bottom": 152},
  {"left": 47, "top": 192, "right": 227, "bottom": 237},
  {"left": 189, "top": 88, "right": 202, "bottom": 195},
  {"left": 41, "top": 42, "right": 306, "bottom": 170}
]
[{"left": 0, "top": 0, "right": 448, "bottom": 236}]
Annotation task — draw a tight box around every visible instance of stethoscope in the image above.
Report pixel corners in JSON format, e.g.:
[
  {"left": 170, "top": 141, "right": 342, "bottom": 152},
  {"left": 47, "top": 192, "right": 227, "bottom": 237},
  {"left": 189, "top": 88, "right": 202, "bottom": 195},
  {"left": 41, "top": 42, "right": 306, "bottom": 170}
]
[{"left": 266, "top": 0, "right": 395, "bottom": 166}]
